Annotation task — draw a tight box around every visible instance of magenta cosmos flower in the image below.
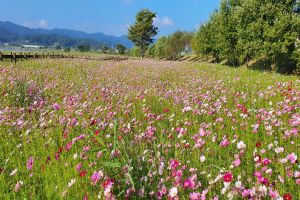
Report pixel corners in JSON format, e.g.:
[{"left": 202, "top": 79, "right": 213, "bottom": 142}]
[{"left": 223, "top": 172, "right": 233, "bottom": 182}]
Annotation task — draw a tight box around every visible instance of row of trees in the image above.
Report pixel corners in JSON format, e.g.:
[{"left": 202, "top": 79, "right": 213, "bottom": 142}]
[
  {"left": 128, "top": 32, "right": 193, "bottom": 58},
  {"left": 149, "top": 31, "right": 193, "bottom": 59},
  {"left": 127, "top": 3, "right": 300, "bottom": 74},
  {"left": 75, "top": 43, "right": 127, "bottom": 54},
  {"left": 192, "top": 0, "right": 300, "bottom": 73}
]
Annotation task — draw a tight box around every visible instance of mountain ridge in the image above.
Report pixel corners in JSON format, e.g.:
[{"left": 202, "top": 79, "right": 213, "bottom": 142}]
[{"left": 0, "top": 21, "right": 133, "bottom": 48}]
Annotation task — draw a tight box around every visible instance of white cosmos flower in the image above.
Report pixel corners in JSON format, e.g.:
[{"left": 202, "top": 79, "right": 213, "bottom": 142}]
[
  {"left": 200, "top": 155, "right": 206, "bottom": 162},
  {"left": 68, "top": 178, "right": 76, "bottom": 188},
  {"left": 237, "top": 141, "right": 246, "bottom": 149},
  {"left": 10, "top": 168, "right": 18, "bottom": 176},
  {"left": 169, "top": 187, "right": 178, "bottom": 198},
  {"left": 235, "top": 180, "right": 242, "bottom": 188}
]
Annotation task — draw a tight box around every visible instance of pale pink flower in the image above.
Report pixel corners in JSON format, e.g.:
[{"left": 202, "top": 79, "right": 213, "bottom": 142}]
[
  {"left": 91, "top": 171, "right": 103, "bottom": 185},
  {"left": 14, "top": 181, "right": 23, "bottom": 192},
  {"left": 233, "top": 158, "right": 241, "bottom": 167},
  {"left": 189, "top": 192, "right": 201, "bottom": 200},
  {"left": 27, "top": 157, "right": 34, "bottom": 171},
  {"left": 269, "top": 189, "right": 279, "bottom": 199},
  {"left": 220, "top": 139, "right": 230, "bottom": 147},
  {"left": 286, "top": 153, "right": 297, "bottom": 164}
]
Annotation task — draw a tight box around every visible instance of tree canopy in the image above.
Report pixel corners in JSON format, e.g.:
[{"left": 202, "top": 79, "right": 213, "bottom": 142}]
[
  {"left": 128, "top": 9, "right": 158, "bottom": 57},
  {"left": 192, "top": 0, "right": 300, "bottom": 73}
]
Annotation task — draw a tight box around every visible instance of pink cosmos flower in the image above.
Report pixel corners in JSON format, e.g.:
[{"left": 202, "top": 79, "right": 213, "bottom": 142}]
[
  {"left": 74, "top": 134, "right": 86, "bottom": 141},
  {"left": 65, "top": 141, "right": 74, "bottom": 151},
  {"left": 76, "top": 163, "right": 82, "bottom": 171},
  {"left": 14, "top": 181, "right": 23, "bottom": 192},
  {"left": 269, "top": 189, "right": 279, "bottom": 199},
  {"left": 189, "top": 192, "right": 201, "bottom": 200},
  {"left": 220, "top": 139, "right": 230, "bottom": 147},
  {"left": 183, "top": 175, "right": 196, "bottom": 189},
  {"left": 286, "top": 153, "right": 297, "bottom": 164},
  {"left": 242, "top": 189, "right": 251, "bottom": 198},
  {"left": 233, "top": 158, "right": 241, "bottom": 167},
  {"left": 83, "top": 146, "right": 90, "bottom": 152},
  {"left": 91, "top": 171, "right": 103, "bottom": 185},
  {"left": 199, "top": 128, "right": 206, "bottom": 137},
  {"left": 262, "top": 158, "right": 271, "bottom": 165},
  {"left": 27, "top": 157, "right": 34, "bottom": 171},
  {"left": 53, "top": 103, "right": 61, "bottom": 110},
  {"left": 253, "top": 124, "right": 259, "bottom": 133},
  {"left": 169, "top": 159, "right": 179, "bottom": 169}
]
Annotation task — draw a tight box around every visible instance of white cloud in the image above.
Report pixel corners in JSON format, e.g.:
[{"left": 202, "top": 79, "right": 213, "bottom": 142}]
[
  {"left": 38, "top": 19, "right": 48, "bottom": 28},
  {"left": 154, "top": 16, "right": 174, "bottom": 27}
]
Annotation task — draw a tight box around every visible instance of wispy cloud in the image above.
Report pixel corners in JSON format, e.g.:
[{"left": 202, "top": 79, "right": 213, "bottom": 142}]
[
  {"left": 154, "top": 16, "right": 174, "bottom": 27},
  {"left": 38, "top": 20, "right": 48, "bottom": 28},
  {"left": 23, "top": 19, "right": 49, "bottom": 29}
]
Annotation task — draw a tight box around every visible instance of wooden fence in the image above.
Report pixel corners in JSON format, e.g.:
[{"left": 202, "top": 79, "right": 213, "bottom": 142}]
[
  {"left": 0, "top": 51, "right": 129, "bottom": 63},
  {"left": 0, "top": 51, "right": 76, "bottom": 63}
]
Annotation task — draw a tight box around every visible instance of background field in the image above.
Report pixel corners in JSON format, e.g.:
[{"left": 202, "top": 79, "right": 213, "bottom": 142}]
[{"left": 0, "top": 58, "right": 299, "bottom": 199}]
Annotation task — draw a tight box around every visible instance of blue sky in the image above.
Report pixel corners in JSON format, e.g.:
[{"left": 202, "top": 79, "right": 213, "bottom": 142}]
[{"left": 0, "top": 0, "right": 220, "bottom": 36}]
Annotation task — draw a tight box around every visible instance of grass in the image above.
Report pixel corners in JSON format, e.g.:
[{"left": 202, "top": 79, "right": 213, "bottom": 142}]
[{"left": 0, "top": 58, "right": 299, "bottom": 199}]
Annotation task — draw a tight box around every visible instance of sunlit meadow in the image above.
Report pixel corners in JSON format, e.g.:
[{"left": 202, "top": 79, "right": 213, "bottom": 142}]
[{"left": 0, "top": 58, "right": 299, "bottom": 199}]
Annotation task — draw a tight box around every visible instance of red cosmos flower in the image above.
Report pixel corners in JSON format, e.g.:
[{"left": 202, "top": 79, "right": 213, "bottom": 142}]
[
  {"left": 283, "top": 193, "right": 292, "bottom": 200},
  {"left": 223, "top": 172, "right": 233, "bottom": 182},
  {"left": 46, "top": 156, "right": 51, "bottom": 164},
  {"left": 41, "top": 165, "right": 45, "bottom": 172},
  {"left": 256, "top": 142, "right": 261, "bottom": 148},
  {"left": 94, "top": 130, "right": 100, "bottom": 136},
  {"left": 90, "top": 120, "right": 96, "bottom": 126},
  {"left": 55, "top": 147, "right": 63, "bottom": 160},
  {"left": 237, "top": 104, "right": 248, "bottom": 114},
  {"left": 163, "top": 108, "right": 170, "bottom": 113},
  {"left": 261, "top": 177, "right": 269, "bottom": 186},
  {"left": 102, "top": 178, "right": 114, "bottom": 189},
  {"left": 28, "top": 107, "right": 33, "bottom": 113},
  {"left": 79, "top": 171, "right": 87, "bottom": 177}
]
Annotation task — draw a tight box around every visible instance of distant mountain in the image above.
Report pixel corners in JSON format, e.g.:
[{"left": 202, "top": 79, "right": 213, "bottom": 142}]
[{"left": 0, "top": 21, "right": 133, "bottom": 48}]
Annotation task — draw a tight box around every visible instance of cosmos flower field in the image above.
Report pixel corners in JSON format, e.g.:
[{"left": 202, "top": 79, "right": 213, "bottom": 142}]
[{"left": 0, "top": 58, "right": 299, "bottom": 199}]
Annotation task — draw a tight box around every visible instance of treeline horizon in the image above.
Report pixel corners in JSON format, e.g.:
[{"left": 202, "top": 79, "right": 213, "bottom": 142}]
[{"left": 129, "top": 1, "right": 300, "bottom": 75}]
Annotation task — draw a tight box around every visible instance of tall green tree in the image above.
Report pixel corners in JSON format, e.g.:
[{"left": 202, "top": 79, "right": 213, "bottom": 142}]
[{"left": 128, "top": 9, "right": 158, "bottom": 57}]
